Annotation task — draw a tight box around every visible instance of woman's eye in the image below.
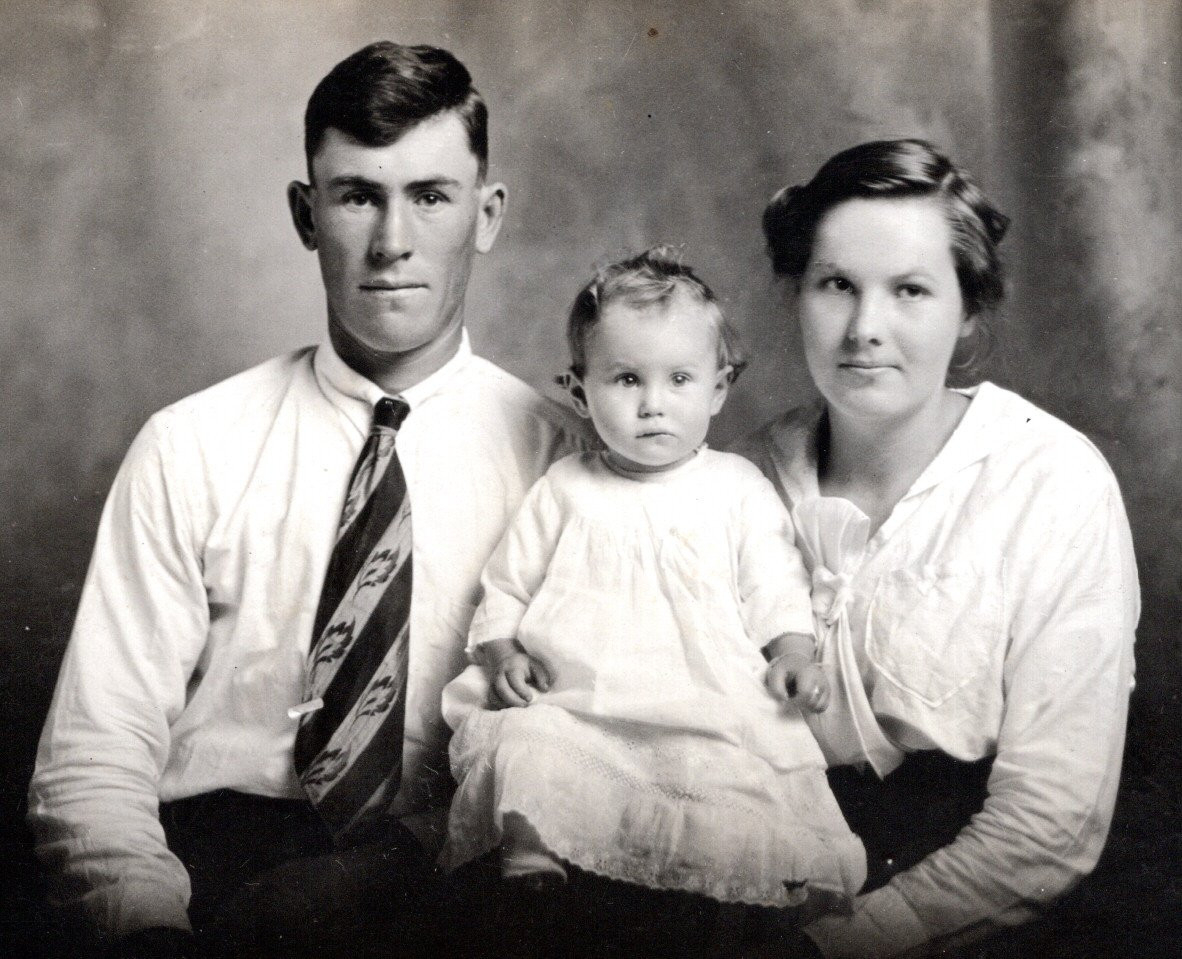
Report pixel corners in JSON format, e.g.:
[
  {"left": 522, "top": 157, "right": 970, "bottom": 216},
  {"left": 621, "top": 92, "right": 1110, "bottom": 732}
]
[
  {"left": 898, "top": 283, "right": 928, "bottom": 299},
  {"left": 821, "top": 276, "right": 854, "bottom": 293}
]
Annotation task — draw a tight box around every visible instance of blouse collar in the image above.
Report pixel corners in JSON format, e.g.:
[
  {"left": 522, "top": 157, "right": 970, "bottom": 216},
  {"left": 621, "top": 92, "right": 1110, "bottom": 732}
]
[{"left": 771, "top": 383, "right": 1006, "bottom": 508}]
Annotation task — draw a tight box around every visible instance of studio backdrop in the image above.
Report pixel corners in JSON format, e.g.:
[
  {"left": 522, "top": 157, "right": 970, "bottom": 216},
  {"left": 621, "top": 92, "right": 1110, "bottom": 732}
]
[{"left": 2, "top": 0, "right": 1180, "bottom": 925}]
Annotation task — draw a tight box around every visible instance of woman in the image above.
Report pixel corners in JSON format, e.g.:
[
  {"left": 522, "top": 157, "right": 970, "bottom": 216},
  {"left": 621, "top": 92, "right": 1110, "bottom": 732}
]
[{"left": 736, "top": 140, "right": 1139, "bottom": 958}]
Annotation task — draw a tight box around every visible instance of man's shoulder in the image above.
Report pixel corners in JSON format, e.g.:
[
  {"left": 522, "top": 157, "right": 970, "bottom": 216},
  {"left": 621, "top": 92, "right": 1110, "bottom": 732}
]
[
  {"left": 447, "top": 354, "right": 590, "bottom": 444},
  {"left": 149, "top": 348, "right": 315, "bottom": 435}
]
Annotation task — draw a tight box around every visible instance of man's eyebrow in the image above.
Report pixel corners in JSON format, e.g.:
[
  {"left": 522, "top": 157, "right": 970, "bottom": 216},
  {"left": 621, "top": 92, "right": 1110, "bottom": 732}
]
[
  {"left": 323, "top": 175, "right": 384, "bottom": 191},
  {"left": 405, "top": 176, "right": 464, "bottom": 191},
  {"left": 321, "top": 175, "right": 464, "bottom": 192}
]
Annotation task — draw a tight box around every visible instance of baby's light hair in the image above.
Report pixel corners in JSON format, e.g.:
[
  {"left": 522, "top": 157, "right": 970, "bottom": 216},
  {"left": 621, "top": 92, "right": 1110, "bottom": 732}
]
[{"left": 566, "top": 245, "right": 747, "bottom": 383}]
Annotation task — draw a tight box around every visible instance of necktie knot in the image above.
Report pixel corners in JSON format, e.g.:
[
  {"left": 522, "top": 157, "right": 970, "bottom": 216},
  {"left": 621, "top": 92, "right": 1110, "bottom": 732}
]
[{"left": 374, "top": 396, "right": 410, "bottom": 432}]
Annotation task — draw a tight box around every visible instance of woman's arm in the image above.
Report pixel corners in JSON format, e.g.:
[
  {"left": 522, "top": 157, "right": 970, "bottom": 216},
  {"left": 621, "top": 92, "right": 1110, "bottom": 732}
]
[{"left": 804, "top": 481, "right": 1139, "bottom": 958}]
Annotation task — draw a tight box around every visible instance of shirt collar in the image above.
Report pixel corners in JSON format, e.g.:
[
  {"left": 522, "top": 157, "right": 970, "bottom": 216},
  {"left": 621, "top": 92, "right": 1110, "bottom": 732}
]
[{"left": 313, "top": 329, "right": 473, "bottom": 437}]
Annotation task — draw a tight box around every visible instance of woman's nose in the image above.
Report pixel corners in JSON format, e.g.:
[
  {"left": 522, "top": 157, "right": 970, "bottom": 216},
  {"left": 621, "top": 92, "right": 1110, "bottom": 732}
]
[
  {"left": 369, "top": 203, "right": 413, "bottom": 264},
  {"left": 843, "top": 291, "right": 885, "bottom": 347}
]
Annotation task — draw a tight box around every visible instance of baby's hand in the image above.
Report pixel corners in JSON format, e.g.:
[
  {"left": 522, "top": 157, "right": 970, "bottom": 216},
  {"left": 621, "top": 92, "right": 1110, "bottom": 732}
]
[
  {"left": 766, "top": 657, "right": 830, "bottom": 713},
  {"left": 490, "top": 648, "right": 551, "bottom": 708}
]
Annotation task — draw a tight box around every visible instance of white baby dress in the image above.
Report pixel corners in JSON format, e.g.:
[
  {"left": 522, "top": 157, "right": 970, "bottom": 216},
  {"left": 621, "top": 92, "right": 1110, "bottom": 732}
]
[{"left": 441, "top": 449, "right": 866, "bottom": 907}]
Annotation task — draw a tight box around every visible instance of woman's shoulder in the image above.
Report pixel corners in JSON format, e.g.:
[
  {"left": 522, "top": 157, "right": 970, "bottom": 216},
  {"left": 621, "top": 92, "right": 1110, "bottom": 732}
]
[{"left": 971, "top": 382, "right": 1123, "bottom": 497}]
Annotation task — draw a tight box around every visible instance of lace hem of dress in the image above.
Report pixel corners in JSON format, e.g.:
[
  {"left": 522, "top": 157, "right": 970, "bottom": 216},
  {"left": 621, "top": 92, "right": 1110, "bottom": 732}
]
[{"left": 443, "top": 704, "right": 867, "bottom": 907}]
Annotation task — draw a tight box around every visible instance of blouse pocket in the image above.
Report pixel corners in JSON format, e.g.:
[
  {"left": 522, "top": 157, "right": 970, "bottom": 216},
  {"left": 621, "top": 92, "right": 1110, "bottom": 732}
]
[{"left": 865, "top": 561, "right": 1005, "bottom": 709}]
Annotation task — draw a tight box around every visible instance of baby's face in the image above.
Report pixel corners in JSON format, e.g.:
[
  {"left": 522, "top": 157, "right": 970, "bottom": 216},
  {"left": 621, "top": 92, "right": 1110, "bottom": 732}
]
[{"left": 577, "top": 296, "right": 729, "bottom": 472}]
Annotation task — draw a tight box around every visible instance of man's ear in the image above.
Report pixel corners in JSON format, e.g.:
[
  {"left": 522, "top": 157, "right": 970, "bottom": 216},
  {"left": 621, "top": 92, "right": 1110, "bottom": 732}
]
[
  {"left": 710, "top": 366, "right": 732, "bottom": 415},
  {"left": 474, "top": 182, "right": 507, "bottom": 254},
  {"left": 287, "top": 181, "right": 317, "bottom": 251},
  {"left": 556, "top": 371, "right": 592, "bottom": 418}
]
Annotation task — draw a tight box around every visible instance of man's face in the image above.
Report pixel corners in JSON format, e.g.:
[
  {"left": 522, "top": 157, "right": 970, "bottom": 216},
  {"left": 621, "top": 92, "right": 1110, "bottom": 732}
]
[{"left": 291, "top": 112, "right": 504, "bottom": 366}]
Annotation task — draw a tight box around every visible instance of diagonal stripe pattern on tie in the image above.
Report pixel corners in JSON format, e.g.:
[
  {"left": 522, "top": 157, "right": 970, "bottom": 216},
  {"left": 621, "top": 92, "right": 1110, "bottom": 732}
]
[{"left": 295, "top": 395, "right": 413, "bottom": 839}]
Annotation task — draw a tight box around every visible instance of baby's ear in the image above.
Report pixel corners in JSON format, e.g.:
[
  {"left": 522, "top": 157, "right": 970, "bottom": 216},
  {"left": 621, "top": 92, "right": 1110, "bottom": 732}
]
[
  {"left": 555, "top": 371, "right": 592, "bottom": 418},
  {"left": 710, "top": 366, "right": 732, "bottom": 415}
]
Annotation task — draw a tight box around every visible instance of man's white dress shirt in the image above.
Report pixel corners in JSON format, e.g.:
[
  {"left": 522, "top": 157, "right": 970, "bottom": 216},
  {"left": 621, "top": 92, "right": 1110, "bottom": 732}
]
[
  {"left": 28, "top": 333, "right": 585, "bottom": 936},
  {"left": 735, "top": 382, "right": 1139, "bottom": 959}
]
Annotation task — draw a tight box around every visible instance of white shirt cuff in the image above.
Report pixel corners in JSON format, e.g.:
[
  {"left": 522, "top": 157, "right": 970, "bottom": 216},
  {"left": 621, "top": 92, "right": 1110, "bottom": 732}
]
[{"left": 804, "top": 884, "right": 929, "bottom": 959}]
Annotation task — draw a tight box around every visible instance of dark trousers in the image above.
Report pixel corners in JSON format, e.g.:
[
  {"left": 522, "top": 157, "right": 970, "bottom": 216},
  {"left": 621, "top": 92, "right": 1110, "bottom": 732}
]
[
  {"left": 827, "top": 750, "right": 994, "bottom": 894},
  {"left": 160, "top": 791, "right": 436, "bottom": 959}
]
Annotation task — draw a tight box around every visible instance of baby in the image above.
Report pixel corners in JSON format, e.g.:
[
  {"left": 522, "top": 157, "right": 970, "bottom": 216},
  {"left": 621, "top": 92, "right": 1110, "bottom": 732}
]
[{"left": 441, "top": 247, "right": 864, "bottom": 912}]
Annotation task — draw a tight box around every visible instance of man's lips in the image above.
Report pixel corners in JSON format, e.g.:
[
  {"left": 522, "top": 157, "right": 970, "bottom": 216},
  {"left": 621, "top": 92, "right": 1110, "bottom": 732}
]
[{"left": 360, "top": 281, "right": 426, "bottom": 292}]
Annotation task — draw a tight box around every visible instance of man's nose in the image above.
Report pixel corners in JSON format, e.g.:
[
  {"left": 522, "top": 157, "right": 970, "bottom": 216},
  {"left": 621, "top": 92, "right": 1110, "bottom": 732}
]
[
  {"left": 844, "top": 290, "right": 885, "bottom": 347},
  {"left": 369, "top": 202, "right": 413, "bottom": 264}
]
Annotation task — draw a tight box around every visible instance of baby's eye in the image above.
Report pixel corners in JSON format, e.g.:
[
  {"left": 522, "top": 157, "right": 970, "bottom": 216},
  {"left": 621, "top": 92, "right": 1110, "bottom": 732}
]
[
  {"left": 897, "top": 283, "right": 929, "bottom": 299},
  {"left": 614, "top": 372, "right": 640, "bottom": 386},
  {"left": 670, "top": 372, "right": 692, "bottom": 386}
]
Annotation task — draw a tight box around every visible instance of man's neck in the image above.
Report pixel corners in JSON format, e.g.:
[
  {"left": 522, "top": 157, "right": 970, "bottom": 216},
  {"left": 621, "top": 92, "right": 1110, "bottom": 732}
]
[{"left": 328, "top": 320, "right": 464, "bottom": 396}]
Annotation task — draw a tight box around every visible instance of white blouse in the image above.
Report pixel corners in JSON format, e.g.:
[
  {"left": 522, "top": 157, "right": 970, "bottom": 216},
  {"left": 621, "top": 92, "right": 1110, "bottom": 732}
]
[{"left": 734, "top": 382, "right": 1139, "bottom": 958}]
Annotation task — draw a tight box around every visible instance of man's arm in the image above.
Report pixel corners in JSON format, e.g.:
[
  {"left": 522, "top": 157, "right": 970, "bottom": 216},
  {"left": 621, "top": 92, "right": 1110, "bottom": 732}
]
[{"left": 28, "top": 413, "right": 211, "bottom": 939}]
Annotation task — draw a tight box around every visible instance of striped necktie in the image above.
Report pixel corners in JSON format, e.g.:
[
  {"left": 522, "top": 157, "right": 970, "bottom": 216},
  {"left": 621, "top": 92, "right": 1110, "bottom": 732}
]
[{"left": 295, "top": 396, "right": 413, "bottom": 839}]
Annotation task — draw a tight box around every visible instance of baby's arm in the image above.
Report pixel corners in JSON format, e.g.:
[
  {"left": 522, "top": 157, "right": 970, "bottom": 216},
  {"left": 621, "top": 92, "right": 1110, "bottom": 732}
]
[
  {"left": 763, "top": 632, "right": 829, "bottom": 713},
  {"left": 475, "top": 638, "right": 552, "bottom": 708}
]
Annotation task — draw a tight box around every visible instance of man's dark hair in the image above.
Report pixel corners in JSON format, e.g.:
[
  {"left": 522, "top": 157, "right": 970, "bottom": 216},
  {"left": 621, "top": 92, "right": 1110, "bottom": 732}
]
[{"left": 304, "top": 41, "right": 488, "bottom": 180}]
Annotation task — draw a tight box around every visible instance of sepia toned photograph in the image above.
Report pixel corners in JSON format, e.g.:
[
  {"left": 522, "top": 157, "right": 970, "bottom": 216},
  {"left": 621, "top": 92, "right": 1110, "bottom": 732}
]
[{"left": 2, "top": 1, "right": 1180, "bottom": 957}]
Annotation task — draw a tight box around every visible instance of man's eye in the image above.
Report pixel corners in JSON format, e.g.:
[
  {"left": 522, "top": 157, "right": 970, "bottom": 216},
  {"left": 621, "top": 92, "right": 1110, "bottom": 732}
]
[
  {"left": 343, "top": 191, "right": 377, "bottom": 207},
  {"left": 417, "top": 191, "right": 448, "bottom": 207}
]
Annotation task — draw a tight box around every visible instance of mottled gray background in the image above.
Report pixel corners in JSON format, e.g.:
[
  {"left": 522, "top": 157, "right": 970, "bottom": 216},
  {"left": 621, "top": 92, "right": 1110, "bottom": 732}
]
[{"left": 2, "top": 0, "right": 1180, "bottom": 952}]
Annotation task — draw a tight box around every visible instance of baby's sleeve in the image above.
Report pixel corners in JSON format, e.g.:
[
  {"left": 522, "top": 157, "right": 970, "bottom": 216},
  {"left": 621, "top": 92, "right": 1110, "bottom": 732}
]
[
  {"left": 735, "top": 469, "right": 815, "bottom": 646},
  {"left": 466, "top": 470, "right": 566, "bottom": 655}
]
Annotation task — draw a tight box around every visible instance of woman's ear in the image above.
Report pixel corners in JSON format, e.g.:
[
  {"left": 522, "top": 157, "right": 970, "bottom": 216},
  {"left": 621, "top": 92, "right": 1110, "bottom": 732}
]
[{"left": 287, "top": 181, "right": 317, "bottom": 251}]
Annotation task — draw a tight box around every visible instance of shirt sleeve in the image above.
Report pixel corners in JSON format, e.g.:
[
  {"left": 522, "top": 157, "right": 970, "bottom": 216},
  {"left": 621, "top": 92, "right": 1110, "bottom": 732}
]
[
  {"left": 735, "top": 471, "right": 815, "bottom": 645},
  {"left": 805, "top": 478, "right": 1139, "bottom": 958},
  {"left": 27, "top": 413, "right": 212, "bottom": 936},
  {"left": 466, "top": 471, "right": 566, "bottom": 654}
]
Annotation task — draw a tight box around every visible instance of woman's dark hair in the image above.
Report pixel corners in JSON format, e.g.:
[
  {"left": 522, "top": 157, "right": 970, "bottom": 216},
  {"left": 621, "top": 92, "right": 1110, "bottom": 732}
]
[
  {"left": 763, "top": 139, "right": 1010, "bottom": 324},
  {"left": 304, "top": 42, "right": 488, "bottom": 180}
]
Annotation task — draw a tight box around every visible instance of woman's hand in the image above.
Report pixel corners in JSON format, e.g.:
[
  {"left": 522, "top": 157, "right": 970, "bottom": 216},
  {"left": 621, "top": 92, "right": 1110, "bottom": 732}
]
[
  {"left": 477, "top": 638, "right": 552, "bottom": 708},
  {"left": 763, "top": 632, "right": 829, "bottom": 713}
]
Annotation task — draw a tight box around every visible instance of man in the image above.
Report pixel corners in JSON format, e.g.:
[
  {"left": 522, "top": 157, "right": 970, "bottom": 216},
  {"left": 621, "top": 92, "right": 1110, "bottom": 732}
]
[{"left": 29, "top": 42, "right": 584, "bottom": 959}]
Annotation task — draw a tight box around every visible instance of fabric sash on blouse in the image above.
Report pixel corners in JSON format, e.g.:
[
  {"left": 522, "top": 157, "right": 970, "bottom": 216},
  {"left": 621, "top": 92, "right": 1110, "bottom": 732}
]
[{"left": 792, "top": 497, "right": 904, "bottom": 779}]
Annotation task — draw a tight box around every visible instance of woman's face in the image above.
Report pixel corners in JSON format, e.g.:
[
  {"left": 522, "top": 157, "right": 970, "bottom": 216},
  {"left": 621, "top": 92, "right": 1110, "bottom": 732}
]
[{"left": 797, "top": 197, "right": 973, "bottom": 427}]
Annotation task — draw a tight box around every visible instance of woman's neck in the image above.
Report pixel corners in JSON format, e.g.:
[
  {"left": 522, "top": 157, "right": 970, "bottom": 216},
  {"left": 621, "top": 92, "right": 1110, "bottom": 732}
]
[{"left": 819, "top": 389, "right": 969, "bottom": 533}]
